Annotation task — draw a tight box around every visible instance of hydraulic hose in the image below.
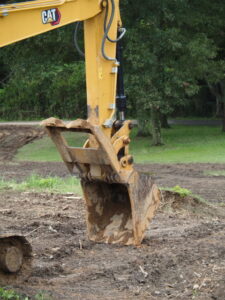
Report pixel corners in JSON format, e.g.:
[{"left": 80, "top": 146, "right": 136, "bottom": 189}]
[
  {"left": 74, "top": 0, "right": 126, "bottom": 62},
  {"left": 103, "top": 0, "right": 126, "bottom": 43},
  {"left": 101, "top": 0, "right": 126, "bottom": 61},
  {"left": 73, "top": 21, "right": 84, "bottom": 57}
]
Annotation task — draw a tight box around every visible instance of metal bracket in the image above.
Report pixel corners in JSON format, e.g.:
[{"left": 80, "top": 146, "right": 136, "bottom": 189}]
[{"left": 103, "top": 112, "right": 116, "bottom": 128}]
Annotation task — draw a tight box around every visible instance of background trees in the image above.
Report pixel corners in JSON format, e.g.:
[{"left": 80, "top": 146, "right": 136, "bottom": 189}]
[
  {"left": 1, "top": 0, "right": 225, "bottom": 144},
  {"left": 0, "top": 25, "right": 86, "bottom": 119},
  {"left": 122, "top": 0, "right": 225, "bottom": 144}
]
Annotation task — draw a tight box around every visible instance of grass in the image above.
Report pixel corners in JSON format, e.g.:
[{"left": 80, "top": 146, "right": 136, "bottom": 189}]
[
  {"left": 161, "top": 185, "right": 211, "bottom": 206},
  {"left": 15, "top": 125, "right": 225, "bottom": 163},
  {"left": 204, "top": 170, "right": 225, "bottom": 177},
  {"left": 16, "top": 132, "right": 87, "bottom": 162},
  {"left": 0, "top": 288, "right": 28, "bottom": 300},
  {"left": 131, "top": 125, "right": 225, "bottom": 163},
  {"left": 0, "top": 288, "right": 52, "bottom": 300},
  {"left": 0, "top": 174, "right": 82, "bottom": 195},
  {"left": 161, "top": 185, "right": 192, "bottom": 197}
]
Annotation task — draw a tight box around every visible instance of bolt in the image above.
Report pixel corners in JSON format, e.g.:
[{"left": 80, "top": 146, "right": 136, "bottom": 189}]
[
  {"left": 120, "top": 158, "right": 127, "bottom": 168},
  {"left": 128, "top": 122, "right": 134, "bottom": 130},
  {"left": 127, "top": 155, "right": 134, "bottom": 165},
  {"left": 101, "top": 0, "right": 107, "bottom": 8}
]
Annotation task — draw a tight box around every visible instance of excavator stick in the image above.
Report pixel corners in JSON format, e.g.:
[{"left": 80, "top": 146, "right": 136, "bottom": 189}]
[
  {"left": 41, "top": 118, "right": 161, "bottom": 245},
  {"left": 0, "top": 234, "right": 32, "bottom": 284}
]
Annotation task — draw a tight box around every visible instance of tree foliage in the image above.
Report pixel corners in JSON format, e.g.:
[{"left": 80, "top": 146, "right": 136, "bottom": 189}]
[
  {"left": 0, "top": 24, "right": 86, "bottom": 119},
  {"left": 122, "top": 0, "right": 225, "bottom": 143}
]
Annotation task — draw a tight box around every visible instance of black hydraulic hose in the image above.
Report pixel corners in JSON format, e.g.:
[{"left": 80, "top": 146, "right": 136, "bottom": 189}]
[
  {"left": 73, "top": 0, "right": 126, "bottom": 62},
  {"left": 103, "top": 0, "right": 126, "bottom": 43},
  {"left": 73, "top": 22, "right": 84, "bottom": 57},
  {"left": 101, "top": 0, "right": 126, "bottom": 61},
  {"left": 101, "top": 0, "right": 116, "bottom": 61},
  {"left": 116, "top": 38, "right": 127, "bottom": 119}
]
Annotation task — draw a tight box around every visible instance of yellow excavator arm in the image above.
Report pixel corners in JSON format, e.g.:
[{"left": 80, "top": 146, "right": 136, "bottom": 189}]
[
  {"left": 0, "top": 0, "right": 160, "bottom": 258},
  {"left": 0, "top": 0, "right": 102, "bottom": 47}
]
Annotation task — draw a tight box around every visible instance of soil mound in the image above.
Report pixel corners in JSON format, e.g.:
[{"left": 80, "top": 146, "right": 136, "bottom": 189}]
[
  {"left": 161, "top": 190, "right": 225, "bottom": 217},
  {"left": 0, "top": 125, "right": 45, "bottom": 161}
]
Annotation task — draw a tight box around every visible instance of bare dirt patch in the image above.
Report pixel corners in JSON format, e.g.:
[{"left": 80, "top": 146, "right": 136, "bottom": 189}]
[
  {"left": 0, "top": 190, "right": 224, "bottom": 300},
  {"left": 0, "top": 125, "right": 225, "bottom": 299}
]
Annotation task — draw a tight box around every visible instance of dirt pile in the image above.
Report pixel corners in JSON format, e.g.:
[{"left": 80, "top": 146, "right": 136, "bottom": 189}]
[
  {"left": 0, "top": 125, "right": 45, "bottom": 161},
  {"left": 161, "top": 190, "right": 225, "bottom": 217}
]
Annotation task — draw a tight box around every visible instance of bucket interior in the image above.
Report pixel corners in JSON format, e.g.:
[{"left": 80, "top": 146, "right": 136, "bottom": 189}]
[{"left": 81, "top": 181, "right": 134, "bottom": 245}]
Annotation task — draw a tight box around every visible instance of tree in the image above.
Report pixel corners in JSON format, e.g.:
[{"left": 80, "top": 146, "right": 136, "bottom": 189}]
[
  {"left": 122, "top": 0, "right": 225, "bottom": 145},
  {"left": 0, "top": 24, "right": 86, "bottom": 120}
]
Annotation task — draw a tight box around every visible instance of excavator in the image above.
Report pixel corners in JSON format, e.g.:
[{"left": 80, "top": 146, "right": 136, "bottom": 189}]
[{"left": 0, "top": 0, "right": 161, "bottom": 282}]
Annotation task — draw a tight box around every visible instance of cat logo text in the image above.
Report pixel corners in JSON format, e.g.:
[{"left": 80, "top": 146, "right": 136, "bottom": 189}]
[{"left": 42, "top": 8, "right": 61, "bottom": 26}]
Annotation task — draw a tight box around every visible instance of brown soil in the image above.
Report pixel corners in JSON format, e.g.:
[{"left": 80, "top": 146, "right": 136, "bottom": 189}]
[
  {"left": 0, "top": 125, "right": 225, "bottom": 300},
  {"left": 0, "top": 125, "right": 44, "bottom": 161}
]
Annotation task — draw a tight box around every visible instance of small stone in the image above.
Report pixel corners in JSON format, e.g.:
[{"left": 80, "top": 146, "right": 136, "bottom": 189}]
[
  {"left": 154, "top": 291, "right": 161, "bottom": 295},
  {"left": 193, "top": 284, "right": 199, "bottom": 289},
  {"left": 48, "top": 225, "right": 57, "bottom": 233},
  {"left": 62, "top": 205, "right": 69, "bottom": 210},
  {"left": 51, "top": 247, "right": 60, "bottom": 253}
]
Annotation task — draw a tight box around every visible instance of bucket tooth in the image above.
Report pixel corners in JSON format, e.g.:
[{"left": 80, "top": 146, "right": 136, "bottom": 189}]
[{"left": 82, "top": 171, "right": 161, "bottom": 245}]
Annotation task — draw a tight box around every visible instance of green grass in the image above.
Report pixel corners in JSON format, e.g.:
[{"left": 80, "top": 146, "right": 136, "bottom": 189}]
[
  {"left": 15, "top": 125, "right": 225, "bottom": 163},
  {"left": 16, "top": 132, "right": 87, "bottom": 162},
  {"left": 0, "top": 288, "right": 52, "bottom": 300},
  {"left": 0, "top": 288, "right": 28, "bottom": 300},
  {"left": 161, "top": 185, "right": 212, "bottom": 206},
  {"left": 0, "top": 174, "right": 82, "bottom": 195},
  {"left": 161, "top": 185, "right": 192, "bottom": 197},
  {"left": 204, "top": 170, "right": 225, "bottom": 177},
  {"left": 131, "top": 125, "right": 225, "bottom": 163},
  {"left": 34, "top": 292, "right": 52, "bottom": 300}
]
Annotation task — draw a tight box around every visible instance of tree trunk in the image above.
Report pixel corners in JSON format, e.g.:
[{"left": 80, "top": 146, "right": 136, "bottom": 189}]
[
  {"left": 216, "top": 97, "right": 222, "bottom": 117},
  {"left": 220, "top": 81, "right": 225, "bottom": 132},
  {"left": 208, "top": 81, "right": 225, "bottom": 131},
  {"left": 150, "top": 107, "right": 163, "bottom": 146},
  {"left": 222, "top": 103, "right": 225, "bottom": 132},
  {"left": 160, "top": 113, "right": 171, "bottom": 129},
  {"left": 137, "top": 119, "right": 151, "bottom": 137}
]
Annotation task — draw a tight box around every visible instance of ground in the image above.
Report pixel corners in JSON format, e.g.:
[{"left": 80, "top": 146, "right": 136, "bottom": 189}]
[{"left": 0, "top": 125, "right": 225, "bottom": 300}]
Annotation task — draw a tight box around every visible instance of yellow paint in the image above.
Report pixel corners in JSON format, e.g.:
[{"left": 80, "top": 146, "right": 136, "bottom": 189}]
[
  {"left": 84, "top": 0, "right": 121, "bottom": 137},
  {"left": 0, "top": 0, "right": 101, "bottom": 47}
]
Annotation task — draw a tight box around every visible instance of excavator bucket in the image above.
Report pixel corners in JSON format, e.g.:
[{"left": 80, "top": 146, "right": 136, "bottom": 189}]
[
  {"left": 0, "top": 234, "right": 32, "bottom": 284},
  {"left": 82, "top": 172, "right": 160, "bottom": 245},
  {"left": 41, "top": 118, "right": 161, "bottom": 246}
]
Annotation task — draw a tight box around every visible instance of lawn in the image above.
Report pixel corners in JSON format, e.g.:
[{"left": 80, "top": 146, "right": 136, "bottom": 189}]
[
  {"left": 15, "top": 125, "right": 225, "bottom": 163},
  {"left": 0, "top": 174, "right": 82, "bottom": 194}
]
